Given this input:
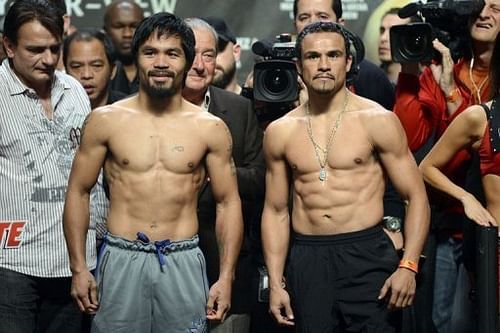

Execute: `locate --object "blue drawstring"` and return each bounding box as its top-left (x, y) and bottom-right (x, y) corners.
top-left (95, 234), bottom-right (108, 280)
top-left (136, 232), bottom-right (171, 267)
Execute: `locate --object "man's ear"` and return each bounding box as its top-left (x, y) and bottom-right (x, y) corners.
top-left (346, 54), bottom-right (353, 73)
top-left (63, 14), bottom-right (71, 37)
top-left (337, 18), bottom-right (346, 26)
top-left (110, 61), bottom-right (119, 80)
top-left (296, 59), bottom-right (302, 76)
top-left (233, 43), bottom-right (241, 62)
top-left (3, 36), bottom-right (15, 59)
top-left (110, 62), bottom-right (118, 80)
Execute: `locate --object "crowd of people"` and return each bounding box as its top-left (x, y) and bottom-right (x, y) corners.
top-left (0, 0), bottom-right (498, 332)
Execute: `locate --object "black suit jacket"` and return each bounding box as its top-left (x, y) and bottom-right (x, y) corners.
top-left (197, 86), bottom-right (265, 314)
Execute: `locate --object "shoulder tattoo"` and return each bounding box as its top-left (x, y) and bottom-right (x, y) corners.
top-left (223, 124), bottom-right (233, 153)
top-left (80, 113), bottom-right (91, 140)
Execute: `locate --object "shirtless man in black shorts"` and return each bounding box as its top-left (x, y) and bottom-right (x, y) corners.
top-left (262, 21), bottom-right (429, 332)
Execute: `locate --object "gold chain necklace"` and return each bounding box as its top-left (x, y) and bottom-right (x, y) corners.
top-left (469, 57), bottom-right (489, 104)
top-left (305, 90), bottom-right (349, 182)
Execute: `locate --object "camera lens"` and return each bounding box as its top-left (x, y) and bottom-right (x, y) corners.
top-left (402, 31), bottom-right (428, 57)
top-left (253, 59), bottom-right (298, 103)
top-left (263, 69), bottom-right (291, 95)
top-left (390, 23), bottom-right (434, 63)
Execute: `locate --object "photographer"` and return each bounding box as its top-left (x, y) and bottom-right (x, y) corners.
top-left (393, 1), bottom-right (500, 332)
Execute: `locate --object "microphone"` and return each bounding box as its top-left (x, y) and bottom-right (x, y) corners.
top-left (398, 2), bottom-right (421, 18)
top-left (252, 39), bottom-right (274, 57)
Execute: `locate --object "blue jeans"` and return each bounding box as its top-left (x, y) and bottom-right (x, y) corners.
top-left (0, 267), bottom-right (86, 333)
top-left (432, 236), bottom-right (475, 333)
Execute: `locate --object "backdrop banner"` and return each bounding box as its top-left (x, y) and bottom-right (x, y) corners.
top-left (1, 0), bottom-right (415, 84)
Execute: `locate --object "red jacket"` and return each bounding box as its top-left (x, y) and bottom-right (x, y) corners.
top-left (394, 59), bottom-right (491, 212)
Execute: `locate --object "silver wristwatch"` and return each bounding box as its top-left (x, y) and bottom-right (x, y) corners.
top-left (382, 216), bottom-right (402, 233)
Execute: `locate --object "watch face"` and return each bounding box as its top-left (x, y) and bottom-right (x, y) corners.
top-left (383, 216), bottom-right (402, 232)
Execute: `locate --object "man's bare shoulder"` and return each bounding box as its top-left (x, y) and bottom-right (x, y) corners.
top-left (264, 106), bottom-right (304, 157)
top-left (348, 93), bottom-right (390, 116)
top-left (93, 95), bottom-right (140, 118)
top-left (266, 105), bottom-right (304, 133)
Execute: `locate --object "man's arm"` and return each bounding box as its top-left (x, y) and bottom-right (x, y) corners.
top-left (372, 111), bottom-right (430, 309)
top-left (204, 118), bottom-right (243, 321)
top-left (261, 121), bottom-right (294, 326)
top-left (420, 106), bottom-right (496, 226)
top-left (63, 109), bottom-right (108, 314)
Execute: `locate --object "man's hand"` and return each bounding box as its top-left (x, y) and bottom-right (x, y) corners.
top-left (378, 268), bottom-right (416, 310)
top-left (430, 39), bottom-right (457, 96)
top-left (269, 287), bottom-right (295, 326)
top-left (206, 278), bottom-right (231, 322)
top-left (70, 270), bottom-right (99, 314)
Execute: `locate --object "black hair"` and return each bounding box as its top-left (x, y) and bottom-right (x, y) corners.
top-left (131, 12), bottom-right (195, 71)
top-left (63, 28), bottom-right (116, 67)
top-left (48, 0), bottom-right (67, 17)
top-left (4, 0), bottom-right (64, 44)
top-left (293, 0), bottom-right (343, 20)
top-left (296, 21), bottom-right (351, 60)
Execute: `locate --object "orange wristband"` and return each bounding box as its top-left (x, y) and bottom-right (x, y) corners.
top-left (445, 88), bottom-right (460, 103)
top-left (399, 259), bottom-right (418, 274)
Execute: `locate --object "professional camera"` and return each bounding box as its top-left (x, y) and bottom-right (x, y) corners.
top-left (252, 33), bottom-right (298, 105)
top-left (249, 33), bottom-right (298, 122)
top-left (250, 29), bottom-right (365, 122)
top-left (390, 0), bottom-right (484, 63)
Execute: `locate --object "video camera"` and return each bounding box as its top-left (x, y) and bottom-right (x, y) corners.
top-left (250, 29), bottom-right (365, 122)
top-left (390, 0), bottom-right (484, 63)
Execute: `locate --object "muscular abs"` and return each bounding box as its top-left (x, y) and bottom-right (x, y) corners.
top-left (286, 112), bottom-right (386, 235)
top-left (103, 109), bottom-right (208, 241)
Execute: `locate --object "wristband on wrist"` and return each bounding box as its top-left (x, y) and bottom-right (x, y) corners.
top-left (445, 87), bottom-right (460, 103)
top-left (399, 259), bottom-right (419, 274)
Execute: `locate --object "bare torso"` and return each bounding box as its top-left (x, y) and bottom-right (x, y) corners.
top-left (99, 97), bottom-right (212, 241)
top-left (281, 95), bottom-right (388, 235)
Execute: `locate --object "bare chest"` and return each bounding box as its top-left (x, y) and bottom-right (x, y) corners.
top-left (285, 120), bottom-right (376, 176)
top-left (108, 121), bottom-right (206, 174)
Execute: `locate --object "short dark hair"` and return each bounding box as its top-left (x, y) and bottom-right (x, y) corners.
top-left (293, 0), bottom-right (343, 20)
top-left (296, 21), bottom-right (351, 60)
top-left (4, 0), bottom-right (64, 45)
top-left (131, 12), bottom-right (195, 71)
top-left (63, 28), bottom-right (116, 68)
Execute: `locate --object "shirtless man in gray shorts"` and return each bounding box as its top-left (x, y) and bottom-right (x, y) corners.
top-left (63, 12), bottom-right (243, 332)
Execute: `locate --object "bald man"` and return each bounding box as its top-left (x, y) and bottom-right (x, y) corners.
top-left (103, 0), bottom-right (144, 95)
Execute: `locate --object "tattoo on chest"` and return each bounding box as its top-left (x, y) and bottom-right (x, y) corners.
top-left (172, 145), bottom-right (184, 152)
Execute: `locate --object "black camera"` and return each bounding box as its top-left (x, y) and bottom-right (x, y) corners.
top-left (250, 29), bottom-right (365, 123)
top-left (252, 33), bottom-right (298, 105)
top-left (390, 0), bottom-right (484, 62)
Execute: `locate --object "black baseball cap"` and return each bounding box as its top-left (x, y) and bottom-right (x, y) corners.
top-left (202, 16), bottom-right (237, 45)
